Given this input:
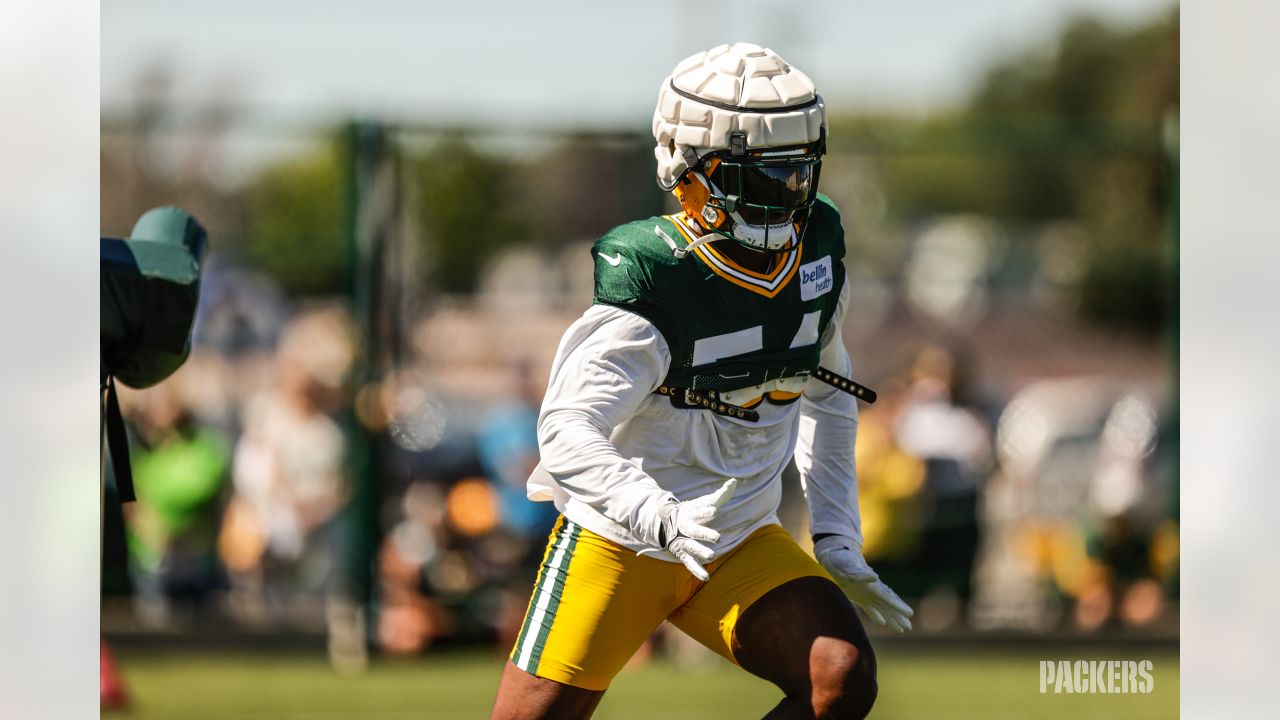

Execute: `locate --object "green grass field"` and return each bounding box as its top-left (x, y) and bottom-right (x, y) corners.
top-left (110, 643), bottom-right (1177, 719)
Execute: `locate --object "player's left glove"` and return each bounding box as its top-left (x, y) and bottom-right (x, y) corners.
top-left (814, 535), bottom-right (914, 634)
top-left (655, 478), bottom-right (738, 581)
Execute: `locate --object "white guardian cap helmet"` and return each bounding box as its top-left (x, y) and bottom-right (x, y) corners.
top-left (653, 43), bottom-right (827, 253)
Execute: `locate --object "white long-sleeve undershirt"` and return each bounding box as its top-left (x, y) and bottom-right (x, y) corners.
top-left (529, 280), bottom-right (862, 559)
top-left (795, 280), bottom-right (863, 545)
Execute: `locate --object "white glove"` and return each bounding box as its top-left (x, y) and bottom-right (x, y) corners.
top-left (654, 478), bottom-right (738, 581)
top-left (814, 535), bottom-right (914, 633)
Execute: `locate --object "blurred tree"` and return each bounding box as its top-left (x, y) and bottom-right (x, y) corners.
top-left (239, 141), bottom-right (348, 295)
top-left (833, 9), bottom-right (1177, 335)
top-left (510, 133), bottom-right (662, 250)
top-left (101, 62), bottom-right (243, 248)
top-left (413, 135), bottom-right (525, 294)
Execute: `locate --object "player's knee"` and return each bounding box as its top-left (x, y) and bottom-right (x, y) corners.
top-left (810, 637), bottom-right (877, 720)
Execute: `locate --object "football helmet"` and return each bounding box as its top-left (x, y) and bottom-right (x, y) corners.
top-left (653, 43), bottom-right (827, 253)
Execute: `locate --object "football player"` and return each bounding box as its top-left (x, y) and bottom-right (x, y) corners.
top-left (490, 43), bottom-right (912, 720)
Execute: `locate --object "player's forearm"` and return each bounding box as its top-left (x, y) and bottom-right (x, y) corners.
top-left (538, 407), bottom-right (676, 545)
top-left (795, 401), bottom-right (862, 542)
top-left (536, 305), bottom-right (677, 546)
top-left (793, 288), bottom-right (865, 540)
top-left (796, 287), bottom-right (863, 542)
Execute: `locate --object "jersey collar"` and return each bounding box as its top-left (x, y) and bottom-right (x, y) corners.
top-left (667, 213), bottom-right (801, 299)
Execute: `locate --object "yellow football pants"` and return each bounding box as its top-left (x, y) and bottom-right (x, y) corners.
top-left (509, 516), bottom-right (830, 691)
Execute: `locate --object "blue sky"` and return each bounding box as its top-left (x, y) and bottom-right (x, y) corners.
top-left (102, 0), bottom-right (1175, 128)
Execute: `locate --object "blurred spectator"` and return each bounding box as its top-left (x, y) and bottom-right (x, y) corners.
top-left (476, 360), bottom-right (557, 547)
top-left (1076, 514), bottom-right (1160, 631)
top-left (124, 377), bottom-right (231, 626)
top-left (855, 345), bottom-right (993, 631)
top-left (850, 400), bottom-right (927, 577)
top-left (893, 346), bottom-right (992, 627)
top-left (974, 377), bottom-right (1171, 632)
top-left (191, 260), bottom-right (290, 358)
top-left (475, 361), bottom-right (559, 647)
top-left (377, 481), bottom-right (453, 655)
top-left (220, 306), bottom-right (359, 641)
top-left (1075, 393), bottom-right (1170, 631)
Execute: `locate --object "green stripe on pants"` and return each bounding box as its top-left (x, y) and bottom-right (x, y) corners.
top-left (525, 522), bottom-right (581, 674)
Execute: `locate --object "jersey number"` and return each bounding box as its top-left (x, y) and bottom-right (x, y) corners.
top-left (690, 312), bottom-right (821, 367)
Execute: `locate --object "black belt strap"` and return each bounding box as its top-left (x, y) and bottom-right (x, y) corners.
top-left (813, 366), bottom-right (877, 403)
top-left (654, 367), bottom-right (877, 420)
top-left (654, 385), bottom-right (761, 422)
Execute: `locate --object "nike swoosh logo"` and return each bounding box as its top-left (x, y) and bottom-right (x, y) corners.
top-left (599, 252), bottom-right (623, 266)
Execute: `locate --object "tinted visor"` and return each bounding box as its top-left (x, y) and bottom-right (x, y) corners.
top-left (710, 160), bottom-right (816, 225)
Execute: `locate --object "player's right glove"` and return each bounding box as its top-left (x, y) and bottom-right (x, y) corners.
top-left (814, 535), bottom-right (914, 634)
top-left (654, 478), bottom-right (737, 581)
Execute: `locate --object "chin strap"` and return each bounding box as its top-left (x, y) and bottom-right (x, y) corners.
top-left (674, 232), bottom-right (717, 259)
top-left (655, 224), bottom-right (717, 260)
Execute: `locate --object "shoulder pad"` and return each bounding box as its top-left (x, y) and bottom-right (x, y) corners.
top-left (807, 194), bottom-right (846, 261)
top-left (592, 217), bottom-right (684, 314)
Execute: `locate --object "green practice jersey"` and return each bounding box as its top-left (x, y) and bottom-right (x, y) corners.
top-left (592, 194), bottom-right (847, 395)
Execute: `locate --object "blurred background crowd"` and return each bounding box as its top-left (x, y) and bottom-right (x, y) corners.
top-left (101, 4), bottom-right (1179, 670)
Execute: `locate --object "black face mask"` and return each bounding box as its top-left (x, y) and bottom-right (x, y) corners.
top-left (708, 159), bottom-right (816, 226)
